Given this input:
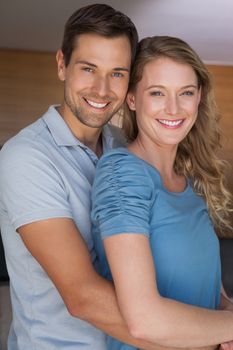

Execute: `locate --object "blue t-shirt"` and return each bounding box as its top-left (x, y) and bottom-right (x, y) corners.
top-left (91, 148), bottom-right (221, 350)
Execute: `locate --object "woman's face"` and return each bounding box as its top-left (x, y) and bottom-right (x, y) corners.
top-left (127, 57), bottom-right (201, 147)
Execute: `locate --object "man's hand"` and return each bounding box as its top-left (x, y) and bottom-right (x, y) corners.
top-left (219, 290), bottom-right (233, 350)
top-left (221, 341), bottom-right (233, 350)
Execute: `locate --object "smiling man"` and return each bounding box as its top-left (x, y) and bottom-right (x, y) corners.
top-left (0, 4), bottom-right (160, 350)
top-left (56, 32), bottom-right (131, 157)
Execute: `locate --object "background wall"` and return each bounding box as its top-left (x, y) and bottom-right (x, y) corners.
top-left (207, 65), bottom-right (233, 218)
top-left (0, 49), bottom-right (233, 230)
top-left (0, 49), bottom-right (63, 145)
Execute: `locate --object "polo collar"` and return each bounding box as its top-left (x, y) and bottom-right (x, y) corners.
top-left (42, 105), bottom-right (114, 149)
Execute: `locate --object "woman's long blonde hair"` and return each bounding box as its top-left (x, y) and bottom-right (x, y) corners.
top-left (123, 36), bottom-right (232, 235)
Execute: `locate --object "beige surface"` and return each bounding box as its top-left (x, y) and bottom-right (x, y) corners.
top-left (0, 49), bottom-right (63, 145)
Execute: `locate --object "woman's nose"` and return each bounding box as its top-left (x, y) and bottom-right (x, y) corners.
top-left (165, 95), bottom-right (180, 115)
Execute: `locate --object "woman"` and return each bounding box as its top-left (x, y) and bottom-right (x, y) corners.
top-left (91, 36), bottom-right (233, 350)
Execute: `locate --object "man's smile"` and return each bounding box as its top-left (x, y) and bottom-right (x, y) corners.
top-left (84, 98), bottom-right (109, 109)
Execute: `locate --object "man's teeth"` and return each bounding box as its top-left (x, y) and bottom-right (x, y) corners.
top-left (86, 99), bottom-right (108, 108)
top-left (158, 119), bottom-right (183, 126)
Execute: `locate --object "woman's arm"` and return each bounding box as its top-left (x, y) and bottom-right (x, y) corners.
top-left (104, 233), bottom-right (233, 348)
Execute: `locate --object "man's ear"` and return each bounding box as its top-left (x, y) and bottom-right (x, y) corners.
top-left (56, 50), bottom-right (66, 82)
top-left (127, 92), bottom-right (136, 111)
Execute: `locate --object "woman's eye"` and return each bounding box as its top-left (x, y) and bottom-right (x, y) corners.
top-left (182, 90), bottom-right (194, 96)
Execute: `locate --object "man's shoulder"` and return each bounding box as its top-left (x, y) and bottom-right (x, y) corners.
top-left (0, 106), bottom-right (59, 159)
top-left (0, 115), bottom-right (55, 173)
top-left (1, 106), bottom-right (58, 153)
top-left (1, 119), bottom-right (44, 157)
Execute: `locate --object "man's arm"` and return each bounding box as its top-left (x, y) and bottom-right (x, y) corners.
top-left (18, 218), bottom-right (220, 350)
top-left (18, 217), bottom-right (159, 350)
top-left (220, 287), bottom-right (233, 312)
top-left (0, 143), bottom-right (166, 349)
top-left (220, 288), bottom-right (233, 350)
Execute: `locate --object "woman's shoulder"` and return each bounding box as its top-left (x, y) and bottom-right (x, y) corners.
top-left (97, 147), bottom-right (137, 171)
top-left (99, 146), bottom-right (133, 161)
top-left (97, 147), bottom-right (149, 174)
top-left (93, 147), bottom-right (157, 207)
top-left (96, 147), bottom-right (162, 188)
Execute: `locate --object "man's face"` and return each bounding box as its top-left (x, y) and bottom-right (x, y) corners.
top-left (57, 33), bottom-right (131, 128)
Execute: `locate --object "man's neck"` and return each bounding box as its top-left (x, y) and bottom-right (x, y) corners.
top-left (86, 136), bottom-right (103, 158)
top-left (57, 105), bottom-right (103, 156)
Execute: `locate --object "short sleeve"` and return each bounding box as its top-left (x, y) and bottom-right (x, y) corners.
top-left (0, 141), bottom-right (72, 230)
top-left (91, 151), bottom-right (154, 239)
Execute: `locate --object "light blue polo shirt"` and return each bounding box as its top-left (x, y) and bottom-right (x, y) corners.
top-left (0, 106), bottom-right (126, 350)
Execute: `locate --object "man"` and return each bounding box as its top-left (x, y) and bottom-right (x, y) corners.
top-left (0, 4), bottom-right (158, 350)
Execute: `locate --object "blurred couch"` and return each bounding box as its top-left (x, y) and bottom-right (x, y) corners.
top-left (0, 234), bottom-right (8, 281)
top-left (220, 238), bottom-right (233, 298)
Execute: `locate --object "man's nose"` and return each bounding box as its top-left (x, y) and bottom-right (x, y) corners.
top-left (92, 75), bottom-right (110, 98)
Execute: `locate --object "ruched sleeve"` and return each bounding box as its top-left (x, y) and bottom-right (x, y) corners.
top-left (91, 150), bottom-right (155, 239)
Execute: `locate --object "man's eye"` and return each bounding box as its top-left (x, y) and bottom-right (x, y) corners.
top-left (82, 67), bottom-right (94, 73)
top-left (150, 91), bottom-right (163, 96)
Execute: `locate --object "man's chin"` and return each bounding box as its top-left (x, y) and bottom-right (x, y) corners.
top-left (76, 113), bottom-right (116, 128)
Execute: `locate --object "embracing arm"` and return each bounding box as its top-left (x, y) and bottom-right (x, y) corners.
top-left (103, 233), bottom-right (233, 348)
top-left (18, 218), bottom-right (163, 350)
top-left (220, 286), bottom-right (233, 312)
top-left (219, 288), bottom-right (233, 350)
top-left (0, 144), bottom-right (158, 349)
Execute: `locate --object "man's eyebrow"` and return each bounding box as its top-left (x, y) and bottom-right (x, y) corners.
top-left (75, 60), bottom-right (97, 68)
top-left (113, 67), bottom-right (130, 72)
top-left (76, 60), bottom-right (129, 72)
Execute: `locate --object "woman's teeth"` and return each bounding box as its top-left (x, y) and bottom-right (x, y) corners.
top-left (158, 119), bottom-right (183, 126)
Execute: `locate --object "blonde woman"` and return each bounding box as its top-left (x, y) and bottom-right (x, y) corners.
top-left (92, 36), bottom-right (233, 350)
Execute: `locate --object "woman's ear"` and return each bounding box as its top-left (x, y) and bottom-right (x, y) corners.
top-left (56, 50), bottom-right (66, 82)
top-left (127, 92), bottom-right (136, 111)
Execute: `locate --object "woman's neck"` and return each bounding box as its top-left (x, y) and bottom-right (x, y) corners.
top-left (128, 136), bottom-right (186, 192)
